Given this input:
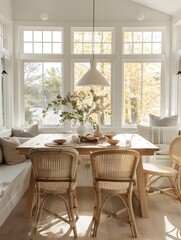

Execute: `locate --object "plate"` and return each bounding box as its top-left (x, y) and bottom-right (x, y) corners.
top-left (44, 142), bottom-right (58, 147)
top-left (52, 139), bottom-right (66, 145)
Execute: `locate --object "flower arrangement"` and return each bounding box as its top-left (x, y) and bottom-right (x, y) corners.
top-left (43, 89), bottom-right (111, 129)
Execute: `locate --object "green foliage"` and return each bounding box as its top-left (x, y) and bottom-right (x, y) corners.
top-left (43, 89), bottom-right (111, 128)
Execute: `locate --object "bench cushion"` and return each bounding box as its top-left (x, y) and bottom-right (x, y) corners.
top-left (0, 161), bottom-right (31, 226)
top-left (137, 124), bottom-right (179, 144)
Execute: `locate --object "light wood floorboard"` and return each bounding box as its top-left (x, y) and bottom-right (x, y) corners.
top-left (0, 187), bottom-right (181, 240)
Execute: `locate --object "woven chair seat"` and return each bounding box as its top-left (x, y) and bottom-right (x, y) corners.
top-left (143, 163), bottom-right (177, 176)
top-left (98, 181), bottom-right (129, 192)
top-left (40, 181), bottom-right (76, 193)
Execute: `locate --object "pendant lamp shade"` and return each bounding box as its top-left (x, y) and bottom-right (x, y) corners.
top-left (77, 59), bottom-right (109, 86)
top-left (76, 0), bottom-right (109, 87)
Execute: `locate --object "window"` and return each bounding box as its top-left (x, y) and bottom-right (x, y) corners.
top-left (23, 30), bottom-right (62, 54)
top-left (24, 62), bottom-right (62, 125)
top-left (123, 28), bottom-right (164, 125)
top-left (21, 27), bottom-right (63, 125)
top-left (72, 29), bottom-right (113, 54)
top-left (72, 28), bottom-right (114, 126)
top-left (18, 25), bottom-right (166, 129)
top-left (124, 62), bottom-right (161, 125)
top-left (123, 31), bottom-right (162, 54)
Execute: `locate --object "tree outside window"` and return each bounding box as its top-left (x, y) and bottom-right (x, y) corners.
top-left (24, 62), bottom-right (62, 125)
top-left (124, 62), bottom-right (161, 125)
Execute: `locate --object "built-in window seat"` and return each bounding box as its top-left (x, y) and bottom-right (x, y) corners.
top-left (0, 127), bottom-right (36, 227)
top-left (0, 161), bottom-right (31, 226)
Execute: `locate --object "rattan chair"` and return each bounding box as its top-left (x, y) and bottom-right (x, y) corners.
top-left (143, 135), bottom-right (181, 202)
top-left (90, 149), bottom-right (140, 238)
top-left (29, 147), bottom-right (79, 239)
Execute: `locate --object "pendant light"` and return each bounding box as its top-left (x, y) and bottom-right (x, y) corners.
top-left (177, 56), bottom-right (181, 75)
top-left (1, 54), bottom-right (8, 75)
top-left (77, 0), bottom-right (109, 87)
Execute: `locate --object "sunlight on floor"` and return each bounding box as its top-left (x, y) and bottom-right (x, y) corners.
top-left (76, 214), bottom-right (93, 236)
top-left (37, 214), bottom-right (93, 239)
top-left (164, 216), bottom-right (181, 240)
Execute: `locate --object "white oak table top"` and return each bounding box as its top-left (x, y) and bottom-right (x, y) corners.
top-left (17, 133), bottom-right (158, 156)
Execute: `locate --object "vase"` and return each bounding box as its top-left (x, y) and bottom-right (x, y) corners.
top-left (77, 122), bottom-right (88, 136)
top-left (93, 124), bottom-right (103, 137)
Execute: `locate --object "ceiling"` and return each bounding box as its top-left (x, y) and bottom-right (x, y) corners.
top-left (130, 0), bottom-right (181, 16)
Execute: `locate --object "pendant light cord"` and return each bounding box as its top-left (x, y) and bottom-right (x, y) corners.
top-left (92, 0), bottom-right (95, 60)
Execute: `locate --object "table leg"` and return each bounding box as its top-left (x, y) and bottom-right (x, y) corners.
top-left (136, 158), bottom-right (149, 218)
top-left (24, 169), bottom-right (35, 218)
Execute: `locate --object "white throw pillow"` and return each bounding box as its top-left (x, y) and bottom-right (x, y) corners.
top-left (0, 137), bottom-right (25, 165)
top-left (149, 114), bottom-right (178, 126)
top-left (12, 124), bottom-right (38, 137)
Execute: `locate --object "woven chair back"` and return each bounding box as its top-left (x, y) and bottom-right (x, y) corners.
top-left (91, 149), bottom-right (140, 182)
top-left (30, 147), bottom-right (79, 182)
top-left (169, 136), bottom-right (181, 166)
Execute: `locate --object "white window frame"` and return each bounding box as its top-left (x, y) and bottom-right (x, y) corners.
top-left (71, 27), bottom-right (115, 55)
top-left (122, 27), bottom-right (166, 56)
top-left (19, 27), bottom-right (64, 126)
top-left (122, 27), bottom-right (167, 127)
top-left (71, 27), bottom-right (115, 128)
top-left (20, 26), bottom-right (64, 58)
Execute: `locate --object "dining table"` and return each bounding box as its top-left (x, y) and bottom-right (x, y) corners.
top-left (17, 133), bottom-right (159, 219)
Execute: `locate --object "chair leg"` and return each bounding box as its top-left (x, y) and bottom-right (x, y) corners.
top-left (30, 193), bottom-right (50, 239)
top-left (127, 192), bottom-right (139, 238)
top-left (170, 177), bottom-right (181, 203)
top-left (72, 189), bottom-right (79, 219)
top-left (92, 189), bottom-right (101, 238)
top-left (69, 191), bottom-right (78, 238)
top-left (30, 193), bottom-right (42, 239)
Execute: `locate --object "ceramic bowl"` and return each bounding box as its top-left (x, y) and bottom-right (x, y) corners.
top-left (105, 132), bottom-right (116, 139)
top-left (107, 139), bottom-right (119, 145)
top-left (53, 139), bottom-right (66, 145)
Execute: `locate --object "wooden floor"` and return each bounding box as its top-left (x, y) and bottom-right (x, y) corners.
top-left (0, 187), bottom-right (181, 240)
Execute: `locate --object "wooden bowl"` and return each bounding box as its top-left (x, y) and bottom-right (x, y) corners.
top-left (53, 139), bottom-right (66, 145)
top-left (107, 139), bottom-right (119, 145)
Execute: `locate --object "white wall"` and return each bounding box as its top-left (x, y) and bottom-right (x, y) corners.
top-left (12, 0), bottom-right (170, 22)
top-left (0, 0), bottom-right (12, 21)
